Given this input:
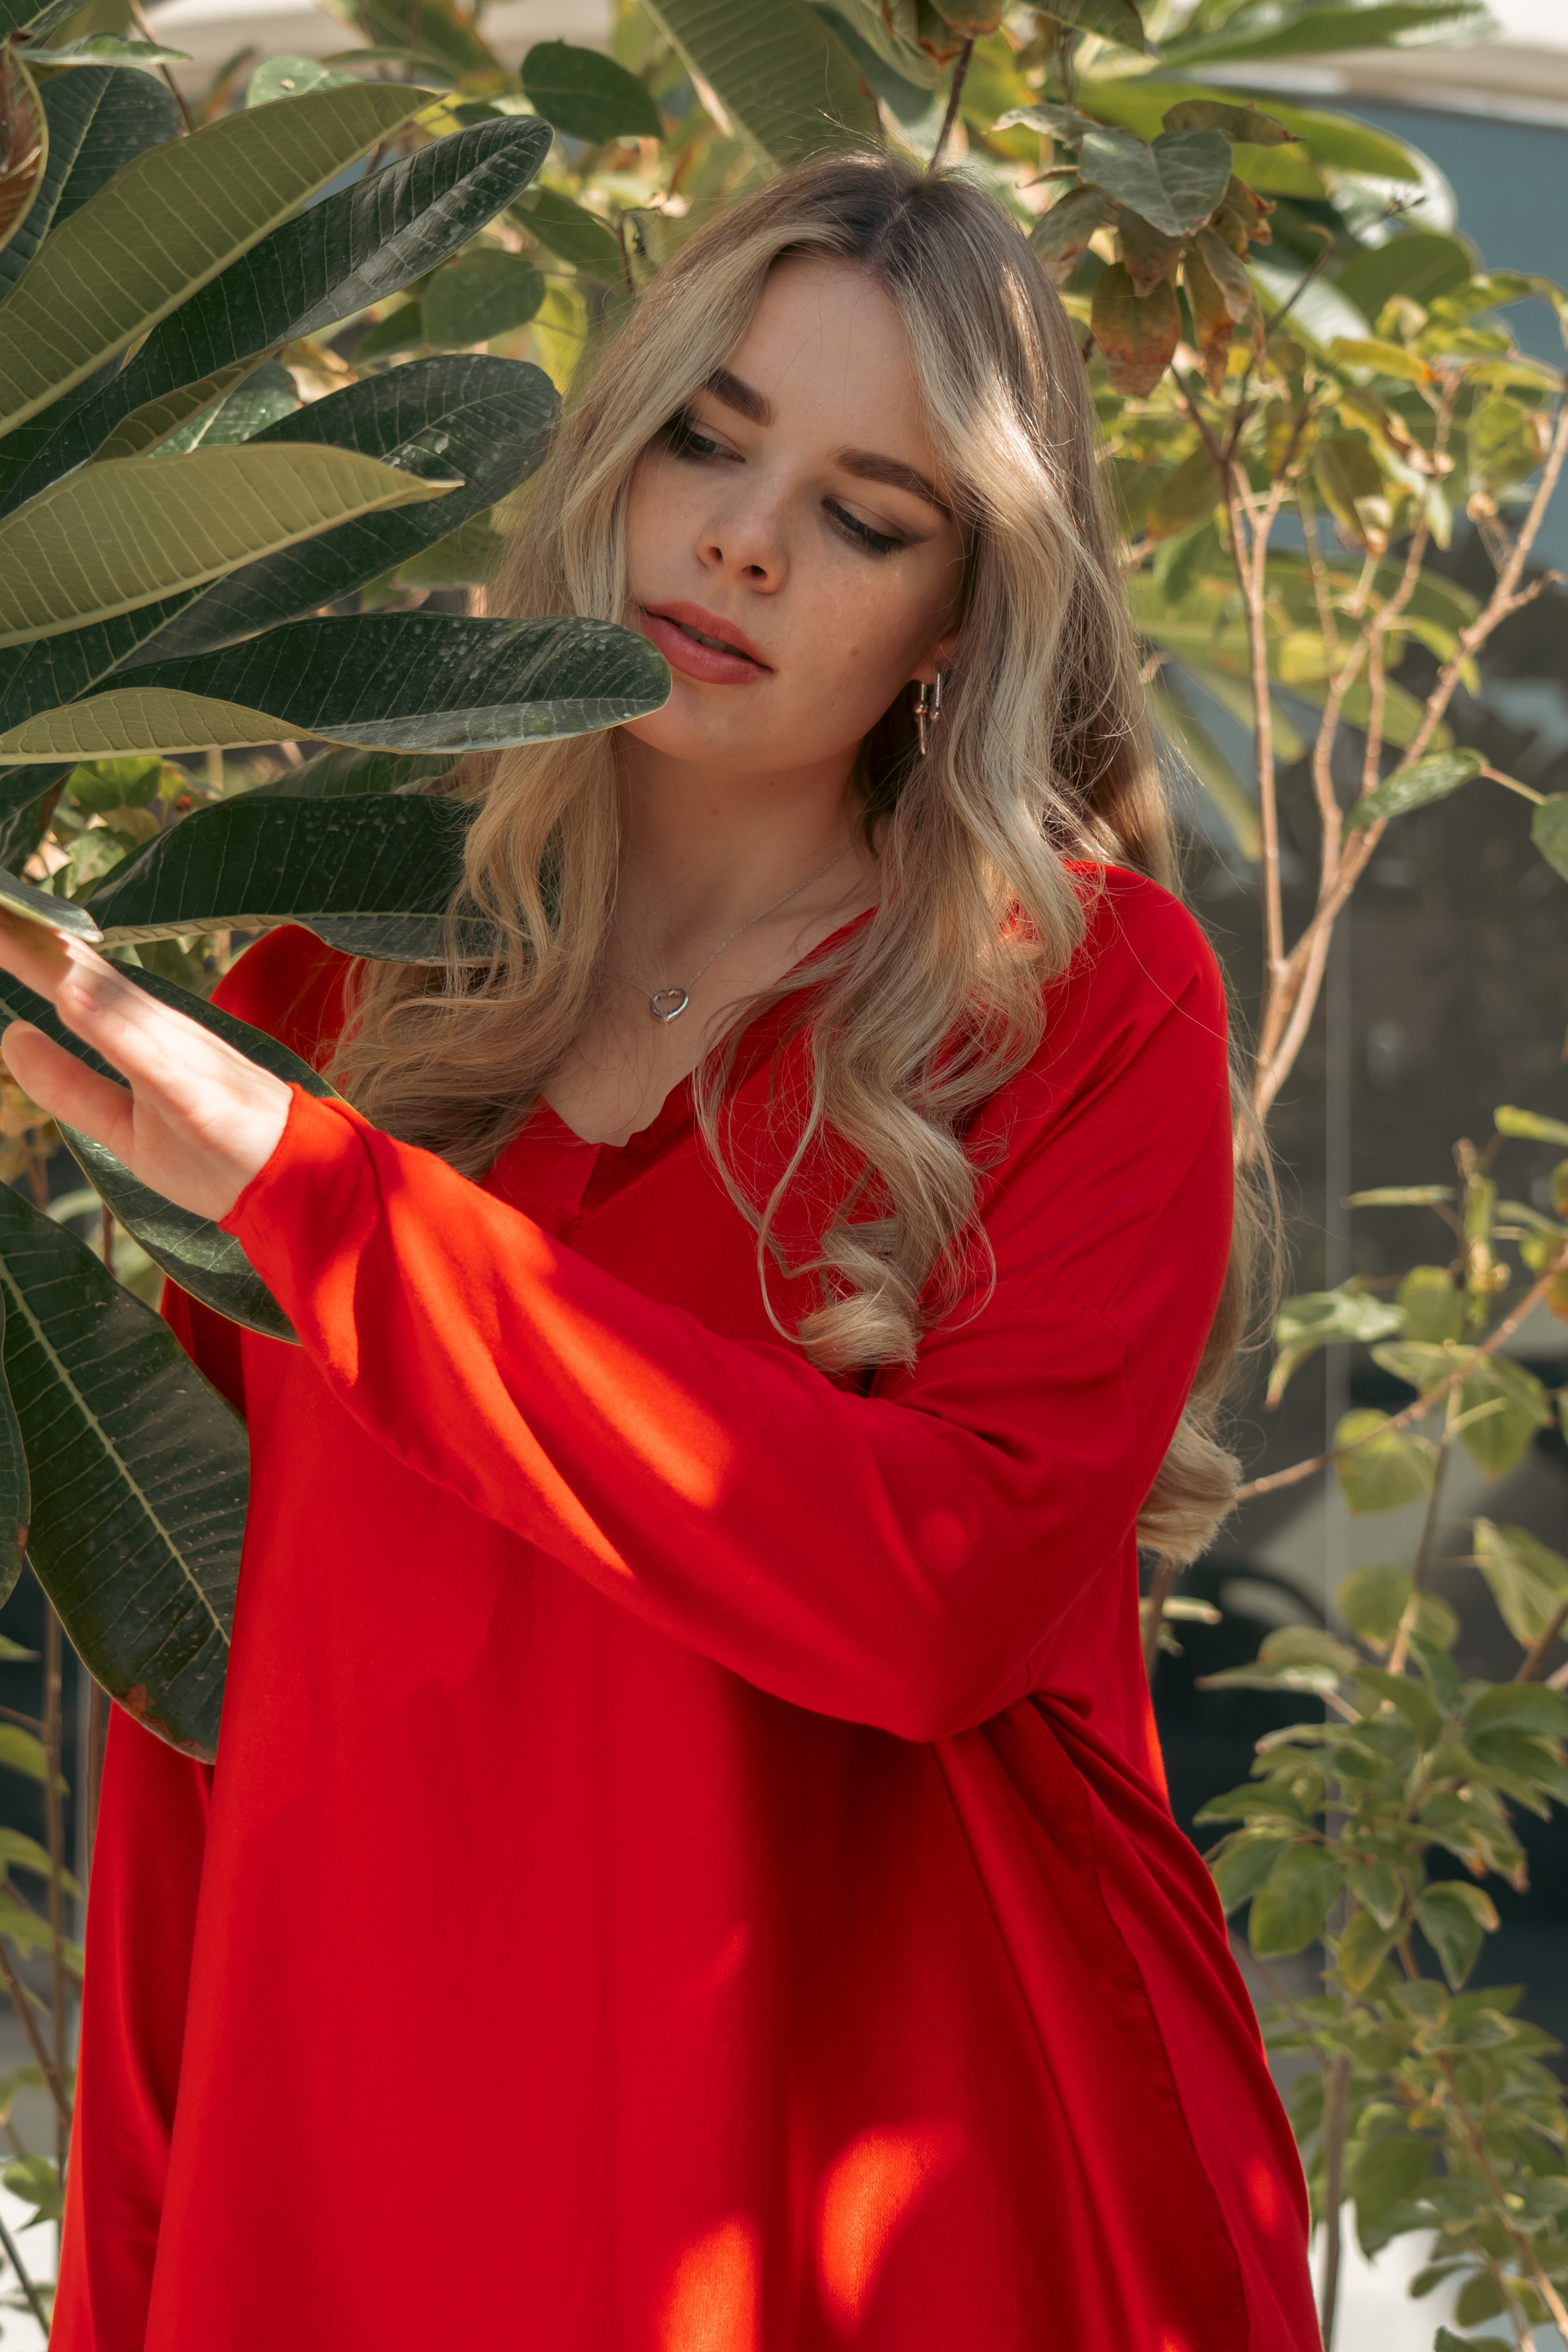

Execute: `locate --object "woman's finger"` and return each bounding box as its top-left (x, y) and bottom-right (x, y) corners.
top-left (0, 1023), bottom-right (136, 1160)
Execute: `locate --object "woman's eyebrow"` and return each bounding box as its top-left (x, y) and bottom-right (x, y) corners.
top-left (834, 449), bottom-right (951, 516)
top-left (705, 367), bottom-right (774, 425)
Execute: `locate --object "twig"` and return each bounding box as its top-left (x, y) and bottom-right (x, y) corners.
top-left (1236, 1242), bottom-right (1568, 1502)
top-left (1517, 1591), bottom-right (1568, 1682)
top-left (0, 2203), bottom-right (49, 2334)
top-left (0, 1940), bottom-right (68, 2131)
top-left (928, 38), bottom-right (975, 174)
top-left (1318, 2051), bottom-right (1351, 2349)
top-left (128, 0), bottom-right (194, 133)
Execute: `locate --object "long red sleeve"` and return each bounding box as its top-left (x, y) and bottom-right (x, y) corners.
top-left (219, 880), bottom-right (1230, 1742)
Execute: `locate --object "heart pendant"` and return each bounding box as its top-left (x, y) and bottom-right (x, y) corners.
top-left (650, 987), bottom-right (690, 1022)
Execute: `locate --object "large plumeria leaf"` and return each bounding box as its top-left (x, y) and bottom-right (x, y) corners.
top-left (2, 115), bottom-right (554, 514)
top-left (1079, 124), bottom-right (1232, 239)
top-left (520, 40), bottom-right (661, 143)
top-left (0, 960), bottom-right (329, 1338)
top-left (0, 860), bottom-right (98, 938)
top-left (0, 1301), bottom-right (27, 1605)
top-left (0, 0), bottom-right (81, 41)
top-left (514, 183), bottom-right (625, 280)
top-left (0, 443), bottom-right (459, 648)
top-left (1030, 0), bottom-right (1147, 48)
top-left (0, 48), bottom-right (46, 260)
top-left (0, 1180), bottom-right (247, 1759)
top-left (130, 358), bottom-right (554, 661)
top-left (246, 744), bottom-right (451, 799)
top-left (0, 82), bottom-right (429, 437)
top-left (1159, 2), bottom-right (1491, 73)
top-left (424, 250), bottom-right (543, 347)
top-left (642, 0), bottom-right (878, 170)
top-left (87, 789), bottom-right (472, 961)
top-left (0, 758), bottom-right (65, 869)
top-left (0, 613), bottom-right (670, 761)
top-left (89, 360), bottom-right (270, 463)
top-left (0, 65), bottom-right (178, 297)
top-left (335, 0), bottom-right (503, 85)
top-left (1076, 79), bottom-right (1423, 189)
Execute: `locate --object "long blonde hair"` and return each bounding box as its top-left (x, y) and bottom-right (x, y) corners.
top-left (333, 151), bottom-right (1262, 1564)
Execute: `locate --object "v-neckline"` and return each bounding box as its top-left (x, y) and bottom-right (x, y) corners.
top-left (535, 908), bottom-right (875, 1156)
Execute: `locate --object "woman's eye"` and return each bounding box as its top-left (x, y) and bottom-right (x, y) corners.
top-left (664, 411), bottom-right (726, 462)
top-left (828, 502), bottom-right (907, 559)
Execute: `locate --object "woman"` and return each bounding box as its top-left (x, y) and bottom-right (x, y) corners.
top-left (16, 154), bottom-right (1319, 2348)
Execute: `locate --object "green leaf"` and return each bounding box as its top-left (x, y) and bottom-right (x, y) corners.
top-left (0, 1181), bottom-right (245, 1758)
top-left (1530, 793), bottom-right (1568, 881)
top-left (343, 0), bottom-right (501, 83)
top-left (0, 1723), bottom-right (45, 1784)
top-left (1396, 1265), bottom-right (1467, 1344)
top-left (0, 1300), bottom-right (25, 1607)
top-left (1457, 1359), bottom-right (1550, 1480)
top-left (3, 2151), bottom-right (62, 2222)
top-left (1029, 186), bottom-right (1106, 289)
top-left (1415, 1882), bottom-right (1497, 1990)
top-left (1495, 1103), bottom-right (1568, 1146)
top-left (1336, 1564), bottom-right (1456, 1653)
top-left (1344, 748), bottom-right (1485, 833)
top-left (1209, 1832), bottom-right (1289, 1913)
top-left (1337, 1905), bottom-right (1398, 1993)
top-left (1277, 1288), bottom-right (1405, 1350)
top-left (520, 39), bottom-right (661, 143)
top-left (424, 249), bottom-right (544, 347)
top-left (247, 744), bottom-right (450, 800)
top-left (89, 360), bottom-right (281, 465)
top-left (1312, 433), bottom-right (1388, 550)
top-left (1079, 124), bottom-right (1231, 239)
top-left (245, 54), bottom-right (359, 107)
top-left (1349, 2130), bottom-right (1431, 2236)
top-left (2, 116), bottom-right (554, 517)
top-left (87, 790), bottom-right (471, 962)
top-left (1145, 677), bottom-right (1259, 859)
top-left (0, 1826), bottom-right (74, 1891)
top-left (1371, 1339), bottom-right (1470, 1395)
top-left (0, 82), bottom-right (429, 436)
top-left (1161, 99), bottom-right (1294, 147)
top-left (1472, 1520), bottom-right (1568, 1649)
top-left (1465, 1681), bottom-right (1568, 1739)
top-left (1355, 1666), bottom-right (1445, 1748)
top-left (1258, 1626), bottom-right (1362, 1677)
top-left (641, 0), bottom-right (880, 170)
top-left (1077, 78), bottom-right (1423, 188)
top-left (394, 514), bottom-right (506, 592)
top-left (1248, 1843), bottom-right (1342, 1957)
top-left (136, 356), bottom-right (555, 662)
top-left (354, 299), bottom-right (425, 363)
top-left (515, 184), bottom-right (622, 279)
top-left (3, 611), bottom-right (668, 764)
top-left (40, 33), bottom-right (190, 64)
top-left (1032, 0), bottom-right (1146, 50)
top-left (0, 443), bottom-right (457, 650)
top-left (1335, 1410), bottom-right (1437, 1515)
top-left (0, 859), bottom-right (100, 940)
top-left (1162, 4), bottom-right (1491, 74)
top-left (1335, 229), bottom-right (1478, 325)
top-left (0, 65), bottom-right (176, 299)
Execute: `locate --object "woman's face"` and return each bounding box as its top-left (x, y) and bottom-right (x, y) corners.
top-left (621, 256), bottom-right (966, 780)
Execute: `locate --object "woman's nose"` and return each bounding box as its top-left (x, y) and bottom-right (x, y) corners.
top-left (698, 490), bottom-right (788, 587)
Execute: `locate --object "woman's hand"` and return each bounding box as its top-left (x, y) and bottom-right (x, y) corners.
top-left (0, 913), bottom-right (292, 1222)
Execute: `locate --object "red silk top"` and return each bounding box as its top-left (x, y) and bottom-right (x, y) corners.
top-left (54, 868), bottom-right (1318, 2351)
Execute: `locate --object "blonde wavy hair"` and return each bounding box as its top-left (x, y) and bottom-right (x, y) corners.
top-left (333, 150), bottom-right (1266, 1565)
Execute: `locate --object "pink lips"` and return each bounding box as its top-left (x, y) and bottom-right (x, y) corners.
top-left (639, 602), bottom-right (772, 686)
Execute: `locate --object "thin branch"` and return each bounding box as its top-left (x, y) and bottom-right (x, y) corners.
top-left (1517, 1591), bottom-right (1568, 1682)
top-left (1236, 1243), bottom-right (1568, 1503)
top-left (928, 38), bottom-right (975, 174)
top-left (0, 1939), bottom-right (69, 2131)
top-left (1318, 2051), bottom-right (1351, 2350)
top-left (0, 2203), bottom-right (49, 2335)
top-left (128, 0), bottom-right (195, 134)
top-left (1436, 2050), bottom-right (1568, 2338)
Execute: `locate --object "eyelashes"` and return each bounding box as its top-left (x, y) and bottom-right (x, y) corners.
top-left (659, 410), bottom-right (911, 560)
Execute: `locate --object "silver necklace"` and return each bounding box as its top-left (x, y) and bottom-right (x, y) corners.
top-left (622, 844), bottom-right (851, 1023)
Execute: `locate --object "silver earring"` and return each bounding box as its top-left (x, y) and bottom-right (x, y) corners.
top-left (914, 669), bottom-right (945, 757)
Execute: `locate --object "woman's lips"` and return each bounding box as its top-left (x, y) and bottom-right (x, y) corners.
top-left (639, 604), bottom-right (772, 686)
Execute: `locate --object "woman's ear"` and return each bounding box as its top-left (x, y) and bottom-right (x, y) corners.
top-left (909, 631), bottom-right (962, 687)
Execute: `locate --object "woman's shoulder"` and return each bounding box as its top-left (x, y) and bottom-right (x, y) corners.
top-left (210, 925), bottom-right (356, 1074)
top-left (1058, 860), bottom-right (1227, 1032)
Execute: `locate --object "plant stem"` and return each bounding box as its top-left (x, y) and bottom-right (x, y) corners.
top-left (128, 0), bottom-right (195, 133)
top-left (0, 2202), bottom-right (49, 2334)
top-left (1387, 1391), bottom-right (1455, 1675)
top-left (0, 1939), bottom-right (68, 2132)
top-left (1237, 1243), bottom-right (1568, 1502)
top-left (1141, 1555), bottom-right (1180, 1679)
top-left (1517, 1592), bottom-right (1568, 1681)
top-left (1318, 2051), bottom-right (1351, 2349)
top-left (40, 1602), bottom-right (65, 2178)
top-left (928, 37), bottom-right (975, 173)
